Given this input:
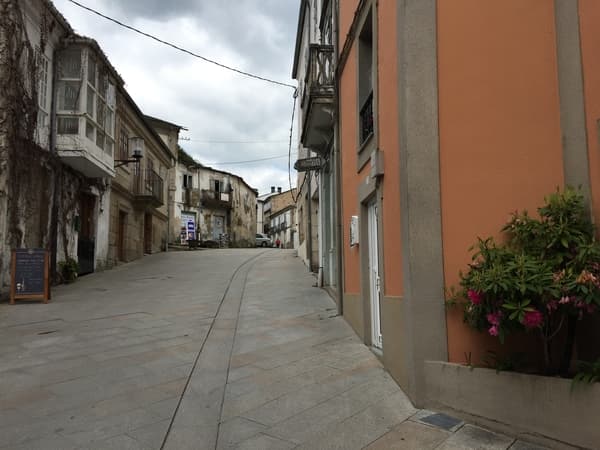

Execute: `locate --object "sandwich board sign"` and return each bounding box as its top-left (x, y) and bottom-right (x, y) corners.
top-left (10, 249), bottom-right (50, 304)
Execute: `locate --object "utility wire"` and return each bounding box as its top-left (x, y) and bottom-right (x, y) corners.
top-left (65, 0), bottom-right (297, 89)
top-left (209, 153), bottom-right (297, 166)
top-left (179, 138), bottom-right (291, 144)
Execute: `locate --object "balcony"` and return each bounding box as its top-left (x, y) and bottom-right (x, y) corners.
top-left (133, 169), bottom-right (164, 209)
top-left (56, 117), bottom-right (115, 178)
top-left (201, 189), bottom-right (232, 209)
top-left (183, 188), bottom-right (201, 208)
top-left (300, 44), bottom-right (335, 155)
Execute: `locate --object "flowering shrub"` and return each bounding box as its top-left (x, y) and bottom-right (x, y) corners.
top-left (453, 188), bottom-right (600, 375)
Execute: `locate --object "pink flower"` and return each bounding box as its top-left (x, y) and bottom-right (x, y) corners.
top-left (559, 296), bottom-right (571, 304)
top-left (467, 289), bottom-right (483, 305)
top-left (488, 325), bottom-right (499, 336)
top-left (522, 310), bottom-right (543, 329)
top-left (486, 311), bottom-right (502, 326)
top-left (546, 300), bottom-right (559, 313)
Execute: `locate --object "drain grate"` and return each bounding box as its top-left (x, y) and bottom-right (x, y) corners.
top-left (419, 412), bottom-right (463, 431)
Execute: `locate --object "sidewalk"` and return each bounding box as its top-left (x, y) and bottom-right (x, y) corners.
top-left (0, 249), bottom-right (569, 449)
top-left (211, 251), bottom-right (558, 450)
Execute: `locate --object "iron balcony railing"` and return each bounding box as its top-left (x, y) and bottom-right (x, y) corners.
top-left (133, 168), bottom-right (164, 205)
top-left (360, 91), bottom-right (374, 145)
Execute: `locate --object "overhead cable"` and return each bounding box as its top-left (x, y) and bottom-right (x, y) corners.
top-left (65, 0), bottom-right (297, 89)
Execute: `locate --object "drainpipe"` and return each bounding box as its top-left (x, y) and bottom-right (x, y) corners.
top-left (333, 0), bottom-right (343, 315)
top-left (49, 44), bottom-right (62, 283)
top-left (165, 160), bottom-right (172, 252)
top-left (317, 170), bottom-right (324, 286)
top-left (306, 170), bottom-right (313, 272)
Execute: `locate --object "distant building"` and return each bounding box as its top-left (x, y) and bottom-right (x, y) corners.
top-left (259, 187), bottom-right (297, 249)
top-left (172, 149), bottom-right (257, 247)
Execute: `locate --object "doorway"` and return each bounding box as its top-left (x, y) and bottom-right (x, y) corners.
top-left (144, 213), bottom-right (152, 254)
top-left (77, 193), bottom-right (96, 275)
top-left (368, 201), bottom-right (382, 349)
top-left (213, 215), bottom-right (224, 240)
top-left (117, 211), bottom-right (127, 261)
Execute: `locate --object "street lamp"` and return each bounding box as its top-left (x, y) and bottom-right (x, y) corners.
top-left (115, 137), bottom-right (144, 168)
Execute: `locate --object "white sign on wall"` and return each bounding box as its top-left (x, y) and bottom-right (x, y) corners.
top-left (350, 215), bottom-right (359, 247)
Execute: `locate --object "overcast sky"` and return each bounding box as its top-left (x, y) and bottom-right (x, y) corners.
top-left (52, 0), bottom-right (300, 195)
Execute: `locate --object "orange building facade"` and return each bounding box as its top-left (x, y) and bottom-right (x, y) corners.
top-left (336, 0), bottom-right (600, 406)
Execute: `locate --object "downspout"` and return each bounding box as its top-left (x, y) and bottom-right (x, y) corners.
top-left (306, 169), bottom-right (313, 271)
top-left (49, 43), bottom-right (62, 283)
top-left (333, 0), bottom-right (343, 315)
top-left (317, 170), bottom-right (324, 286)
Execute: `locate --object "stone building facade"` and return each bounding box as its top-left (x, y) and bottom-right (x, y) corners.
top-left (107, 91), bottom-right (177, 265)
top-left (172, 149), bottom-right (257, 247)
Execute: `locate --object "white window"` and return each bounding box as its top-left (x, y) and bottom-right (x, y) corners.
top-left (84, 52), bottom-right (115, 154)
top-left (37, 50), bottom-right (49, 111)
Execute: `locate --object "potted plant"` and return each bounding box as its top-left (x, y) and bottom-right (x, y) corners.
top-left (451, 188), bottom-right (600, 376)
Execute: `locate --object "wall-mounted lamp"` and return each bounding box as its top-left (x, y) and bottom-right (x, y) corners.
top-left (115, 137), bottom-right (144, 168)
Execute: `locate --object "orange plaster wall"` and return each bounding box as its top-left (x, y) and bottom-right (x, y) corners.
top-left (579, 0), bottom-right (600, 229)
top-left (437, 0), bottom-right (565, 364)
top-left (340, 48), bottom-right (361, 295)
top-left (377, 0), bottom-right (402, 297)
top-left (339, 0), bottom-right (360, 50)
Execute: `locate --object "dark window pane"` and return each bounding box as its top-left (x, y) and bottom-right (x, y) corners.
top-left (57, 117), bottom-right (79, 135)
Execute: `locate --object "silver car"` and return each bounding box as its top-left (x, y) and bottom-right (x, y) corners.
top-left (255, 233), bottom-right (272, 247)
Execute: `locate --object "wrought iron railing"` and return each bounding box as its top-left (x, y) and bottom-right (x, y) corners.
top-left (360, 91), bottom-right (374, 144)
top-left (133, 169), bottom-right (164, 205)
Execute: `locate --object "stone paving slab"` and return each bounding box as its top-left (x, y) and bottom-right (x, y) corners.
top-left (0, 250), bottom-right (563, 449)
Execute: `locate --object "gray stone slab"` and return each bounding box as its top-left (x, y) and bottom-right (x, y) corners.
top-left (510, 441), bottom-right (551, 450)
top-left (80, 434), bottom-right (147, 450)
top-left (295, 391), bottom-right (416, 449)
top-left (126, 419), bottom-right (170, 450)
top-left (365, 420), bottom-right (451, 449)
top-left (266, 374), bottom-right (401, 444)
top-left (221, 365), bottom-right (340, 421)
top-left (58, 407), bottom-right (164, 446)
top-left (5, 433), bottom-right (79, 450)
top-left (216, 416), bottom-right (269, 449)
top-left (235, 433), bottom-right (295, 450)
top-left (437, 424), bottom-right (515, 450)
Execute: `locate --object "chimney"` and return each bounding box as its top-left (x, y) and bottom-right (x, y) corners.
top-left (271, 186), bottom-right (276, 193)
top-left (277, 187), bottom-right (282, 194)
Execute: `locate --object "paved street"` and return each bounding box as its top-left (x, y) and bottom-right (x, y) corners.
top-left (0, 250), bottom-right (556, 449)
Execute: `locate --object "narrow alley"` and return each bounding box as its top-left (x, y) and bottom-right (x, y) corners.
top-left (0, 250), bottom-right (559, 449)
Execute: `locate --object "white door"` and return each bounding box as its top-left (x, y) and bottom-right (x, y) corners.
top-left (368, 202), bottom-right (382, 349)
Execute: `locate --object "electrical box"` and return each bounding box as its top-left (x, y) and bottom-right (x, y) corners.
top-left (350, 215), bottom-right (359, 247)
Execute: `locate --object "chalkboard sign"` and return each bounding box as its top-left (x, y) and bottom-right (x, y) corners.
top-left (10, 249), bottom-right (50, 304)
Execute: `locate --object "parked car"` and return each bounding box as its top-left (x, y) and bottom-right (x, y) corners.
top-left (255, 233), bottom-right (272, 247)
